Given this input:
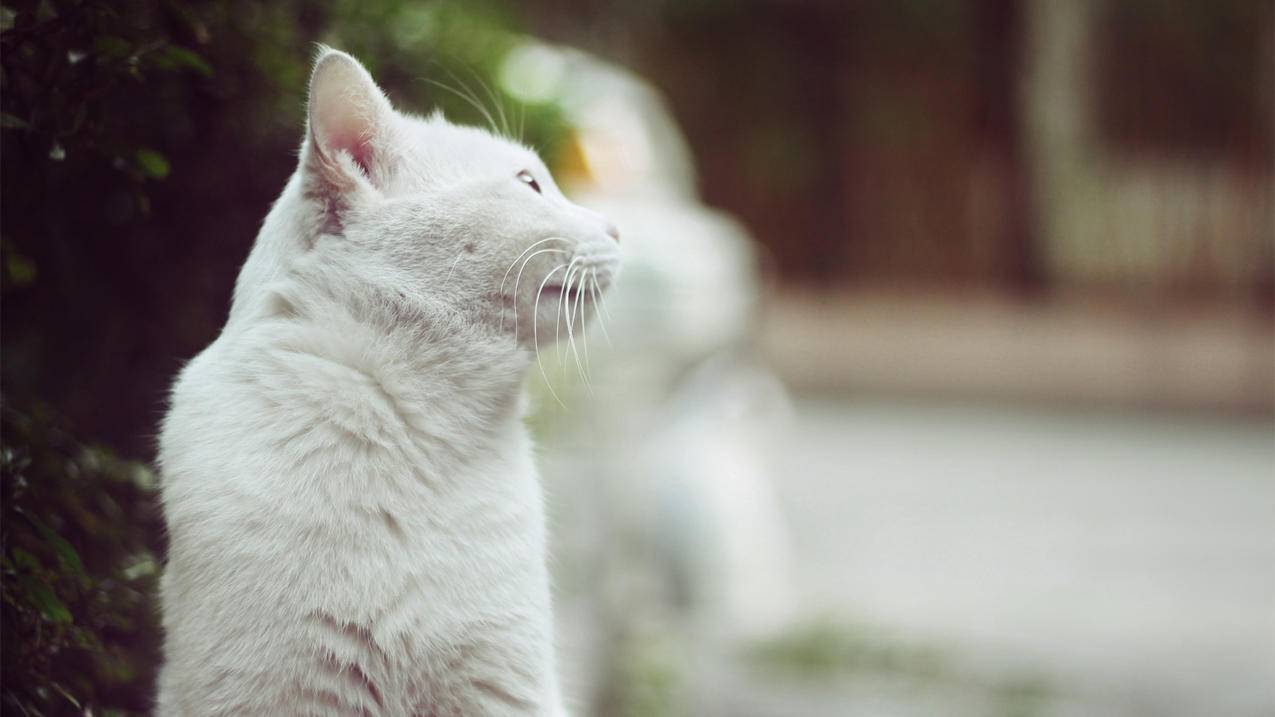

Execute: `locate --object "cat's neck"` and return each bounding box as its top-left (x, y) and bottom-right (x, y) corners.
top-left (251, 262), bottom-right (531, 463)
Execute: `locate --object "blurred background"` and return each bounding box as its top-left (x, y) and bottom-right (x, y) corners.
top-left (1, 1), bottom-right (1272, 715)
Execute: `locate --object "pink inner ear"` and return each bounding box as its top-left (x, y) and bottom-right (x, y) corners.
top-left (318, 111), bottom-right (375, 177)
top-left (349, 142), bottom-right (372, 177)
top-left (330, 126), bottom-right (373, 177)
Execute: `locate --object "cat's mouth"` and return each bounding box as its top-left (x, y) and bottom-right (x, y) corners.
top-left (542, 284), bottom-right (588, 304)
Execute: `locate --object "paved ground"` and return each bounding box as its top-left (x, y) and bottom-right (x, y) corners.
top-left (759, 396), bottom-right (1275, 717)
top-left (549, 292), bottom-right (1273, 716)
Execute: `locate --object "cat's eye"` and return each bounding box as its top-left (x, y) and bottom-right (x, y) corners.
top-left (516, 169), bottom-right (541, 194)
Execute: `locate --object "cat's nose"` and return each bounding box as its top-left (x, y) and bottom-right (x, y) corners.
top-left (605, 222), bottom-right (620, 243)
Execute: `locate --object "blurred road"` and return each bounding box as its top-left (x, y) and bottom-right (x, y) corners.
top-left (752, 397), bottom-right (1275, 717)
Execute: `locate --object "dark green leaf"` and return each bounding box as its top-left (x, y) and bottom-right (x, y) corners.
top-left (94, 35), bottom-right (132, 59)
top-left (134, 149), bottom-right (169, 179)
top-left (11, 547), bottom-right (43, 572)
top-left (21, 576), bottom-right (73, 624)
top-left (154, 45), bottom-right (214, 78)
top-left (26, 515), bottom-right (87, 580)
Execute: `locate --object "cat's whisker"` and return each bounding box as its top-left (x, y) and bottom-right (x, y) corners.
top-left (460, 64), bottom-right (510, 139)
top-left (512, 247), bottom-right (566, 334)
top-left (534, 264), bottom-right (569, 408)
top-left (576, 279), bottom-right (589, 392)
top-left (590, 271), bottom-right (615, 322)
top-left (580, 279), bottom-right (600, 393)
top-left (436, 64), bottom-right (503, 136)
top-left (509, 246), bottom-right (569, 333)
top-left (589, 271), bottom-right (616, 350)
top-left (562, 262), bottom-right (592, 395)
top-left (554, 278), bottom-right (563, 365)
top-left (500, 238), bottom-right (570, 296)
top-left (441, 248), bottom-right (467, 291)
top-left (554, 261), bottom-right (572, 371)
top-left (556, 258), bottom-right (583, 378)
top-left (573, 268), bottom-right (594, 394)
top-left (560, 261), bottom-right (579, 380)
top-left (569, 262), bottom-right (595, 393)
top-left (422, 77), bottom-right (500, 135)
top-left (578, 270), bottom-right (590, 366)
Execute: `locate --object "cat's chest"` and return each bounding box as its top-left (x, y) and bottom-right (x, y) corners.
top-left (168, 361), bottom-right (547, 629)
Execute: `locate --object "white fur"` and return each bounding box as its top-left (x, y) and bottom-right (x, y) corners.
top-left (157, 48), bottom-right (618, 716)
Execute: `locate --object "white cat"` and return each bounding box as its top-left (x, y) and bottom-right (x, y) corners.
top-left (156, 48), bottom-right (619, 716)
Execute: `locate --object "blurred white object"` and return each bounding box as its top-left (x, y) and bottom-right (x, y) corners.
top-left (640, 355), bottom-right (795, 637)
top-left (536, 43), bottom-right (758, 370)
top-left (505, 40), bottom-right (797, 685)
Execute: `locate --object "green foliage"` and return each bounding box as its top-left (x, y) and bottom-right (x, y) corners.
top-left (0, 0), bottom-right (567, 237)
top-left (1, 405), bottom-right (164, 716)
top-left (747, 618), bottom-right (1055, 717)
top-left (0, 0), bottom-right (214, 186)
top-left (595, 627), bottom-right (691, 717)
top-left (747, 617), bottom-right (949, 682)
top-left (133, 148), bottom-right (170, 180)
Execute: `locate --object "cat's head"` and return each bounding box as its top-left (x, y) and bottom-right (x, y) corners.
top-left (294, 47), bottom-right (619, 346)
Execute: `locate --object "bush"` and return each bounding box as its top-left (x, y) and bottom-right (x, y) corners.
top-left (1, 405), bottom-right (164, 716)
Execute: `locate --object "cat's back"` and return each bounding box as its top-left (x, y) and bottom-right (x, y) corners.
top-left (159, 323), bottom-right (311, 520)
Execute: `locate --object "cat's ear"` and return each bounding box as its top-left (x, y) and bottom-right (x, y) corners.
top-left (303, 47), bottom-right (395, 195)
